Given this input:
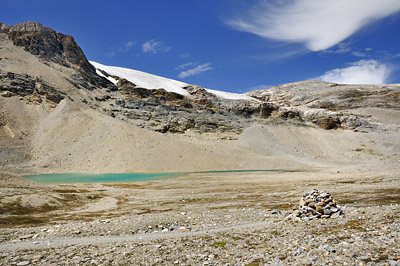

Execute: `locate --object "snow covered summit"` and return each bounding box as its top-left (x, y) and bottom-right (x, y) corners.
top-left (90, 61), bottom-right (254, 100)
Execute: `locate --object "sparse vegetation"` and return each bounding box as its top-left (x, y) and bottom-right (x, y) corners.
top-left (212, 241), bottom-right (226, 247)
top-left (0, 197), bottom-right (30, 215)
top-left (245, 262), bottom-right (260, 266)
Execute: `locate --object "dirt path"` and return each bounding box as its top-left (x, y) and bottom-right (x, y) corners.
top-left (0, 220), bottom-right (271, 251)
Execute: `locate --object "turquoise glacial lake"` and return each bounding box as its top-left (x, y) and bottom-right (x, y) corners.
top-left (25, 170), bottom-right (297, 184)
top-left (25, 172), bottom-right (185, 184)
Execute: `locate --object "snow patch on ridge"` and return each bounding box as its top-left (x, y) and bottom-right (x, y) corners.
top-left (90, 61), bottom-right (189, 96)
top-left (205, 88), bottom-right (255, 100)
top-left (95, 68), bottom-right (118, 84)
top-left (90, 61), bottom-right (254, 100)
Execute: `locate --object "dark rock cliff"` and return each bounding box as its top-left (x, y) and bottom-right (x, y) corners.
top-left (7, 21), bottom-right (93, 72)
top-left (3, 21), bottom-right (116, 92)
top-left (0, 71), bottom-right (66, 107)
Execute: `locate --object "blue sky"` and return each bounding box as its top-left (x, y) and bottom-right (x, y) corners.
top-left (2, 0), bottom-right (400, 93)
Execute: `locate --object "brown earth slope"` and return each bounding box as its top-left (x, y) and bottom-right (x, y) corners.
top-left (0, 22), bottom-right (399, 175)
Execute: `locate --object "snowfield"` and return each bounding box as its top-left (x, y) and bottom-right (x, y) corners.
top-left (90, 61), bottom-right (254, 100)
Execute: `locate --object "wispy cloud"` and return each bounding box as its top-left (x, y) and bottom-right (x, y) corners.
top-left (177, 62), bottom-right (195, 70)
top-left (142, 39), bottom-right (171, 54)
top-left (352, 51), bottom-right (367, 57)
top-left (107, 41), bottom-right (136, 57)
top-left (317, 60), bottom-right (391, 84)
top-left (180, 53), bottom-right (190, 58)
top-left (324, 42), bottom-right (352, 54)
top-left (178, 63), bottom-right (213, 79)
top-left (226, 0), bottom-right (400, 51)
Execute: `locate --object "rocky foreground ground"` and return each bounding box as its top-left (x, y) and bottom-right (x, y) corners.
top-left (0, 170), bottom-right (399, 265)
top-left (0, 205), bottom-right (399, 266)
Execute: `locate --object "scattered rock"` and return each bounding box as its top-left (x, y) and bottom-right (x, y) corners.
top-left (359, 256), bottom-right (371, 262)
top-left (17, 261), bottom-right (30, 266)
top-left (271, 209), bottom-right (282, 215)
top-left (31, 255), bottom-right (42, 262)
top-left (325, 246), bottom-right (336, 253)
top-left (175, 226), bottom-right (191, 232)
top-left (19, 234), bottom-right (35, 240)
top-left (1, 91), bottom-right (12, 97)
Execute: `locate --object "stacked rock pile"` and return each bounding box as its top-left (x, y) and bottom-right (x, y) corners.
top-left (293, 189), bottom-right (344, 221)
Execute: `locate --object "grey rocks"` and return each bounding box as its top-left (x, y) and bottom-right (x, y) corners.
top-left (2, 21), bottom-right (116, 93)
top-left (0, 204), bottom-right (399, 265)
top-left (101, 73), bottom-right (260, 134)
top-left (0, 23), bottom-right (10, 32)
top-left (8, 21), bottom-right (52, 33)
top-left (247, 80), bottom-right (400, 132)
top-left (16, 261), bottom-right (30, 266)
top-left (0, 71), bottom-right (65, 106)
top-left (293, 189), bottom-right (344, 221)
top-left (6, 21), bottom-right (92, 71)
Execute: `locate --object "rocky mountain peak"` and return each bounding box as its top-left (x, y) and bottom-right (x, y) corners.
top-left (2, 21), bottom-right (115, 92)
top-left (0, 23), bottom-right (10, 32)
top-left (5, 21), bottom-right (93, 73)
top-left (8, 21), bottom-right (52, 33)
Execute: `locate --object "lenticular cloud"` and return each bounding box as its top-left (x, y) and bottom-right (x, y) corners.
top-left (227, 0), bottom-right (400, 51)
top-left (317, 60), bottom-right (391, 85)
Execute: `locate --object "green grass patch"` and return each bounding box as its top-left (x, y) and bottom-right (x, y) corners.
top-left (343, 220), bottom-right (368, 232)
top-left (211, 242), bottom-right (226, 248)
top-left (245, 262), bottom-right (260, 266)
top-left (0, 215), bottom-right (48, 227)
top-left (0, 197), bottom-right (31, 215)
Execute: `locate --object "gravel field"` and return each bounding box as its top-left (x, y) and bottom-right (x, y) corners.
top-left (1, 170), bottom-right (399, 265)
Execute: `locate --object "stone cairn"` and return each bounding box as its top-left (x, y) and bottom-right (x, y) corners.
top-left (293, 189), bottom-right (344, 221)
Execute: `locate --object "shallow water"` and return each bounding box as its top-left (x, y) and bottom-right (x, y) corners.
top-left (25, 169), bottom-right (298, 184)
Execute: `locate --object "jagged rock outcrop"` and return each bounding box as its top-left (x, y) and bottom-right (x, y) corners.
top-left (95, 72), bottom-right (257, 134)
top-left (7, 21), bottom-right (92, 72)
top-left (2, 21), bottom-right (116, 92)
top-left (0, 23), bottom-right (10, 32)
top-left (92, 65), bottom-right (267, 133)
top-left (0, 71), bottom-right (65, 106)
top-left (247, 80), bottom-right (400, 131)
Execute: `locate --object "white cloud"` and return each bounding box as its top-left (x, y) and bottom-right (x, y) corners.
top-left (178, 63), bottom-right (212, 79)
top-left (352, 51), bottom-right (366, 57)
top-left (180, 53), bottom-right (190, 58)
top-left (142, 39), bottom-right (170, 54)
top-left (106, 40), bottom-right (136, 57)
top-left (142, 40), bottom-right (161, 54)
top-left (106, 51), bottom-right (116, 57)
top-left (227, 0), bottom-right (400, 51)
top-left (124, 41), bottom-right (135, 51)
top-left (317, 60), bottom-right (391, 84)
top-left (327, 42), bottom-right (352, 54)
top-left (178, 62), bottom-right (195, 69)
